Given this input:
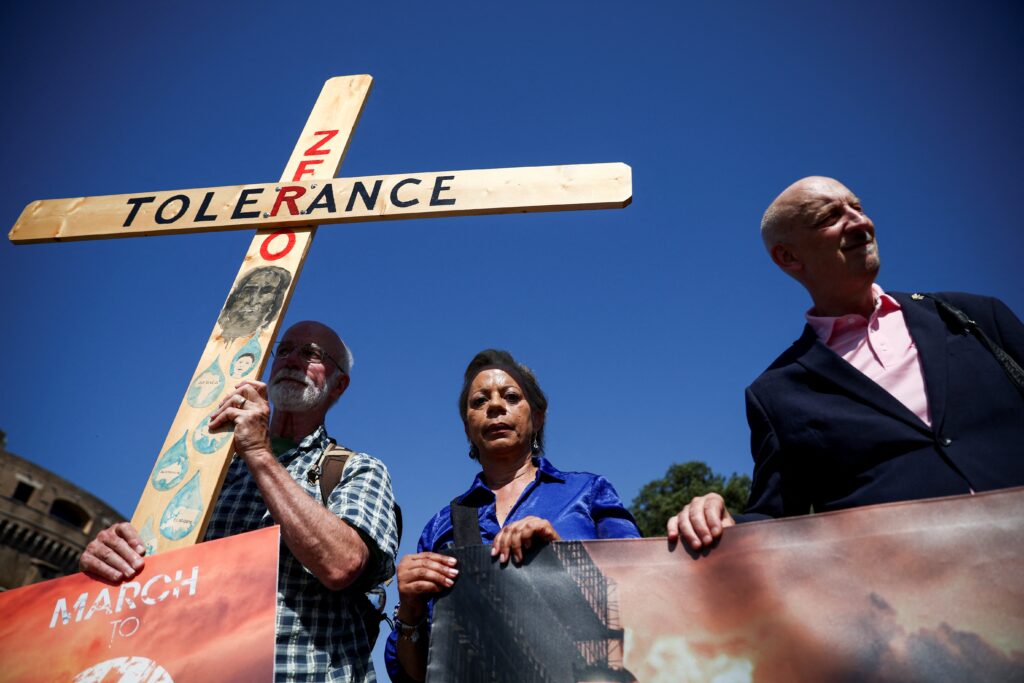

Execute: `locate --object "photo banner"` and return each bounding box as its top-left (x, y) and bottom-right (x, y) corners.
top-left (428, 488), bottom-right (1024, 682)
top-left (0, 525), bottom-right (279, 683)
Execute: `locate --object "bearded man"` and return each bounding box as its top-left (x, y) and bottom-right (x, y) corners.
top-left (81, 321), bottom-right (399, 683)
top-left (668, 177), bottom-right (1024, 550)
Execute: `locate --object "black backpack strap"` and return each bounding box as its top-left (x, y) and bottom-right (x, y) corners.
top-left (393, 504), bottom-right (403, 548)
top-left (449, 496), bottom-right (483, 546)
top-left (915, 293), bottom-right (1024, 397)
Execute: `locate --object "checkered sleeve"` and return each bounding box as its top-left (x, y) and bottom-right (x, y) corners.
top-left (327, 452), bottom-right (398, 587)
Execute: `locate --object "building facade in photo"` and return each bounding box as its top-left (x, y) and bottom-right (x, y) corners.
top-left (0, 430), bottom-right (126, 590)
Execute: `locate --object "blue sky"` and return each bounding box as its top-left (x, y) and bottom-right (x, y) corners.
top-left (2, 0), bottom-right (1022, 673)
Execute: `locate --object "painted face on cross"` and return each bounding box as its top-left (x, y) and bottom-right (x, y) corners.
top-left (232, 353), bottom-right (255, 377)
top-left (217, 266), bottom-right (292, 342)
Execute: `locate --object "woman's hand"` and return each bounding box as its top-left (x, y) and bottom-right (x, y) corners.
top-left (396, 552), bottom-right (459, 622)
top-left (491, 516), bottom-right (560, 564)
top-left (395, 552), bottom-right (455, 681)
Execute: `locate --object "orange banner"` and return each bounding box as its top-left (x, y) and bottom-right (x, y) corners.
top-left (0, 526), bottom-right (279, 683)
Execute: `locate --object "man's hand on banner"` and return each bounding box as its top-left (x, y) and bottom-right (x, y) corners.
top-left (668, 493), bottom-right (736, 550)
top-left (80, 522), bottom-right (147, 583)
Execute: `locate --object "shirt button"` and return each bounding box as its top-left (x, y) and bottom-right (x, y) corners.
top-left (940, 437), bottom-right (952, 446)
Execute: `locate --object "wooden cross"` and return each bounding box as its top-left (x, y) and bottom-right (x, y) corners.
top-left (7, 75), bottom-right (632, 554)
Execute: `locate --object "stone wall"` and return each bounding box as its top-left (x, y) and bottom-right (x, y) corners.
top-left (0, 432), bottom-right (125, 590)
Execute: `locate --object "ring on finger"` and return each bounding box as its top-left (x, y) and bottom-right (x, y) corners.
top-left (236, 396), bottom-right (246, 409)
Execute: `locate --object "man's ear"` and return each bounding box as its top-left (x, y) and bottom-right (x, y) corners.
top-left (330, 373), bottom-right (350, 401)
top-left (771, 243), bottom-right (803, 275)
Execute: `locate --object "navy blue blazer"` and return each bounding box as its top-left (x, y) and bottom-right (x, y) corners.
top-left (741, 291), bottom-right (1024, 520)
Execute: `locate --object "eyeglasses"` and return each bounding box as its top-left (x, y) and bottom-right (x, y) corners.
top-left (272, 342), bottom-right (346, 373)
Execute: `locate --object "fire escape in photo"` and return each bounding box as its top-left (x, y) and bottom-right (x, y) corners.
top-left (428, 541), bottom-right (635, 683)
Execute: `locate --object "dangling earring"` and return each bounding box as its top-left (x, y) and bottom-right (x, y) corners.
top-left (531, 435), bottom-right (539, 454)
top-left (469, 444), bottom-right (479, 459)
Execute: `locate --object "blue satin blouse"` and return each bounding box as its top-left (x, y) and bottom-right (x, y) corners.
top-left (384, 456), bottom-right (639, 682)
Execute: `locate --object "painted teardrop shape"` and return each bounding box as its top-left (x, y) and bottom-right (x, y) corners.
top-left (192, 413), bottom-right (232, 454)
top-left (139, 516), bottom-right (158, 556)
top-left (186, 358), bottom-right (226, 408)
top-left (230, 336), bottom-right (262, 378)
top-left (159, 472), bottom-right (203, 541)
top-left (150, 431), bottom-right (189, 491)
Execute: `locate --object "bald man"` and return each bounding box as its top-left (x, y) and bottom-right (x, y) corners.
top-left (669, 177), bottom-right (1024, 550)
top-left (82, 321), bottom-right (399, 682)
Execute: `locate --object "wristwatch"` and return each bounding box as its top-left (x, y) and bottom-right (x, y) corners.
top-left (394, 609), bottom-right (426, 643)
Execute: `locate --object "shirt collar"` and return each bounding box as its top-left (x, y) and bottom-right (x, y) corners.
top-left (456, 456), bottom-right (565, 505)
top-left (278, 424), bottom-right (330, 465)
top-left (806, 283), bottom-right (901, 343)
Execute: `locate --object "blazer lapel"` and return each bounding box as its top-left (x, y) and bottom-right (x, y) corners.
top-left (892, 292), bottom-right (949, 432)
top-left (794, 324), bottom-right (932, 434)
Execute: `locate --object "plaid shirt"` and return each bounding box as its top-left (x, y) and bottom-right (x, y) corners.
top-left (206, 426), bottom-right (398, 682)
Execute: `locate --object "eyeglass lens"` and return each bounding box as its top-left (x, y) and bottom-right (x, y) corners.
top-left (275, 343), bottom-right (325, 362)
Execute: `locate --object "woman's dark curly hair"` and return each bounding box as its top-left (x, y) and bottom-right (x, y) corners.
top-left (458, 349), bottom-right (548, 459)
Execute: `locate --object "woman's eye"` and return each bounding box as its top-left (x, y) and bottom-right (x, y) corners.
top-left (505, 392), bottom-right (522, 403)
top-left (470, 397), bottom-right (487, 408)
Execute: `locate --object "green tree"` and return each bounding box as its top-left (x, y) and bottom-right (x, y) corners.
top-left (629, 461), bottom-right (751, 537)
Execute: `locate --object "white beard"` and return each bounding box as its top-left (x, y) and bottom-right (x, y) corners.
top-left (269, 369), bottom-right (333, 412)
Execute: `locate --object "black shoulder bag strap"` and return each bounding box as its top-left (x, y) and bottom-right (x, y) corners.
top-left (449, 496), bottom-right (483, 546)
top-left (916, 293), bottom-right (1024, 397)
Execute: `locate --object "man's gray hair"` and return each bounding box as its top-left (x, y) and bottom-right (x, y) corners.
top-left (336, 340), bottom-right (355, 376)
top-left (760, 203), bottom-right (788, 252)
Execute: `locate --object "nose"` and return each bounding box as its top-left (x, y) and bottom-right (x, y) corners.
top-left (485, 394), bottom-right (507, 416)
top-left (844, 203), bottom-right (871, 229)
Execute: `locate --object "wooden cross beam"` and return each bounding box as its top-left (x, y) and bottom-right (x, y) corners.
top-left (7, 75), bottom-right (632, 554)
top-left (9, 165), bottom-right (630, 243)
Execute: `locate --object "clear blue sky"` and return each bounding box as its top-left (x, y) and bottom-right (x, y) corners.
top-left (3, 0), bottom-right (1022, 673)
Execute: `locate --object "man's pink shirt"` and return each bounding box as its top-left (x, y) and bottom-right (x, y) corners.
top-left (806, 284), bottom-right (932, 427)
